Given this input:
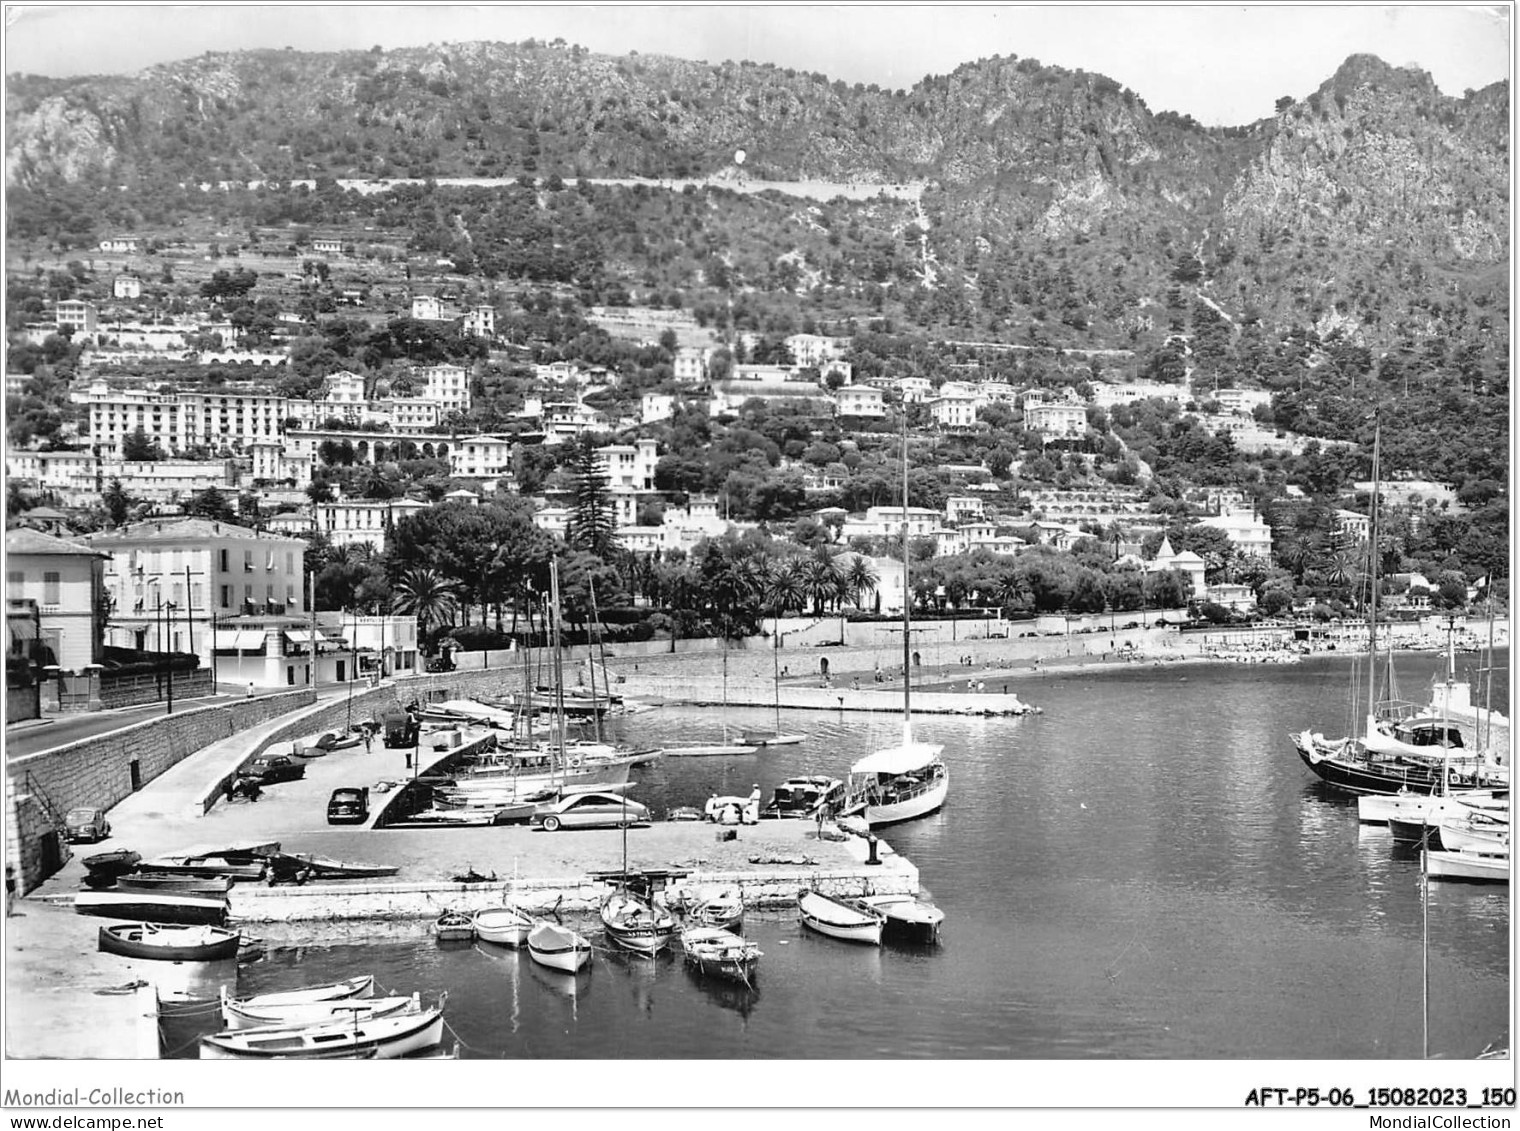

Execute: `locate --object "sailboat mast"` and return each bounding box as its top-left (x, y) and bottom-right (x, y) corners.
top-left (1364, 425), bottom-right (1381, 728)
top-left (901, 407), bottom-right (911, 729)
top-left (550, 560), bottom-right (567, 785)
top-left (588, 575), bottom-right (604, 744)
top-left (1482, 578), bottom-right (1496, 756)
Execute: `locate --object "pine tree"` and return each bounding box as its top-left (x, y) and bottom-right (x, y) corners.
top-left (566, 436), bottom-right (618, 558)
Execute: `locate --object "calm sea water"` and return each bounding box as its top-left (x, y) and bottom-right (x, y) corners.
top-left (164, 651), bottom-right (1510, 1060)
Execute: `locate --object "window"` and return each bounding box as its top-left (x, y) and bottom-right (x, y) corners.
top-left (6, 570), bottom-right (22, 595)
top-left (220, 585), bottom-right (231, 609)
top-left (244, 550), bottom-right (254, 573)
top-left (285, 552), bottom-right (294, 575)
top-left (43, 572), bottom-right (60, 606)
top-left (219, 549), bottom-right (229, 572)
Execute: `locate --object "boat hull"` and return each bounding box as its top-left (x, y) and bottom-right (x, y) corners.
top-left (1425, 849), bottom-right (1510, 883)
top-left (601, 893), bottom-right (676, 954)
top-left (860, 895), bottom-right (945, 944)
top-left (200, 1008), bottom-right (444, 1060)
top-left (863, 771), bottom-right (949, 827)
top-left (75, 890), bottom-right (228, 926)
top-left (98, 923), bottom-right (240, 962)
top-left (681, 927), bottom-right (761, 984)
top-left (231, 976), bottom-right (374, 1009)
top-left (473, 906), bottom-right (533, 947)
top-left (222, 993), bottom-right (419, 1031)
top-left (797, 891), bottom-right (884, 945)
top-left (1293, 737), bottom-right (1447, 796)
top-left (527, 923), bottom-right (593, 973)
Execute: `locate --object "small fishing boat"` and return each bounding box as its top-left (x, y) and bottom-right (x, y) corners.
top-left (314, 731), bottom-right (363, 752)
top-left (1425, 847), bottom-right (1510, 884)
top-left (859, 893), bottom-right (946, 944)
top-left (663, 743), bottom-right (760, 757)
top-left (98, 922), bottom-right (240, 962)
top-left (600, 890), bottom-right (677, 954)
top-left (740, 730), bottom-right (806, 747)
top-left (75, 888), bottom-right (228, 926)
top-left (82, 849), bottom-right (141, 878)
top-left (433, 910), bottom-right (476, 942)
top-left (220, 989), bottom-right (420, 1031)
top-left (527, 920), bottom-right (593, 973)
top-left (473, 904), bottom-right (534, 947)
top-left (199, 1006), bottom-right (445, 1060)
top-left (138, 855), bottom-right (269, 882)
top-left (797, 890), bottom-right (885, 945)
top-left (113, 875), bottom-right (234, 897)
top-left (226, 975), bottom-right (374, 1010)
top-left (685, 884), bottom-right (745, 933)
top-left (268, 853), bottom-right (402, 881)
top-left (680, 926), bottom-right (761, 984)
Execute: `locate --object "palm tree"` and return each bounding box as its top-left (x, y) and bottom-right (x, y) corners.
top-left (391, 567), bottom-right (461, 651)
top-left (804, 549), bottom-right (842, 616)
top-left (845, 554), bottom-right (880, 612)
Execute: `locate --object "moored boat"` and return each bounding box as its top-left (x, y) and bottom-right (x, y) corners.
top-left (680, 926), bottom-right (761, 984)
top-left (199, 1005), bottom-right (444, 1060)
top-left (527, 920), bottom-right (593, 973)
top-left (220, 989), bottom-right (420, 1031)
top-left (845, 735), bottom-right (949, 827)
top-left (275, 854), bottom-right (401, 880)
top-left (228, 975), bottom-right (374, 1009)
top-left (98, 922), bottom-right (240, 962)
top-left (760, 777), bottom-right (846, 820)
top-left (741, 730), bottom-right (806, 747)
top-left (859, 893), bottom-right (945, 944)
top-left (600, 890), bottom-right (677, 955)
top-left (433, 910), bottom-right (475, 942)
top-left (685, 884), bottom-right (745, 933)
top-left (1424, 847), bottom-right (1510, 884)
top-left (797, 890), bottom-right (885, 945)
top-left (473, 904), bottom-right (534, 947)
top-left (75, 888), bottom-right (228, 926)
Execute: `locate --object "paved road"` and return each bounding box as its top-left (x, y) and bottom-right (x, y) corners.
top-left (7, 691), bottom-right (269, 760)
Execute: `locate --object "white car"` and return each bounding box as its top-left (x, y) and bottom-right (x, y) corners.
top-left (532, 792), bottom-right (650, 832)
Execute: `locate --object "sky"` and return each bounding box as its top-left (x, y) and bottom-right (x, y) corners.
top-left (2, 3), bottom-right (1511, 126)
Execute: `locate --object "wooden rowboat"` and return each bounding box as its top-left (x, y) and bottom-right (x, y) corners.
top-left (220, 989), bottom-right (420, 1031)
top-left (230, 975), bottom-right (374, 1008)
top-left (473, 905), bottom-right (534, 947)
top-left (82, 849), bottom-right (141, 878)
top-left (860, 893), bottom-right (945, 944)
top-left (797, 890), bottom-right (885, 945)
top-left (75, 888), bottom-right (228, 926)
top-left (199, 1006), bottom-right (444, 1060)
top-left (98, 922), bottom-right (240, 962)
top-left (113, 875), bottom-right (234, 896)
top-left (527, 921), bottom-right (592, 973)
top-left (433, 910), bottom-right (475, 942)
top-left (680, 926), bottom-right (761, 984)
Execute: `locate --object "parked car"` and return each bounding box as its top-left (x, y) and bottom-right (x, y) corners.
top-left (326, 787), bottom-right (370, 825)
top-left (239, 754), bottom-right (306, 784)
top-left (64, 807), bottom-right (111, 843)
top-left (532, 791), bottom-right (650, 832)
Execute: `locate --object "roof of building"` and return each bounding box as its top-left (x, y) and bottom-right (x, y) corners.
top-left (87, 517), bottom-right (302, 545)
top-left (4, 527), bottom-right (106, 557)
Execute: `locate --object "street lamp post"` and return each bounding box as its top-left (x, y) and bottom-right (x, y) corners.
top-left (161, 600), bottom-right (177, 714)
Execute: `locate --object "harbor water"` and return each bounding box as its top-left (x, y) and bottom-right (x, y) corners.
top-left (164, 652), bottom-right (1510, 1060)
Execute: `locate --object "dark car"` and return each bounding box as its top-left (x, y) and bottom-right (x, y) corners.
top-left (327, 787), bottom-right (370, 825)
top-left (64, 807), bottom-right (111, 844)
top-left (239, 754), bottom-right (306, 784)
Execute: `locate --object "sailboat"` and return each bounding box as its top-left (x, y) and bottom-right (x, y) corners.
top-left (598, 793), bottom-right (677, 954)
top-left (843, 410), bottom-right (948, 828)
top-left (741, 610), bottom-right (807, 747)
top-left (1292, 427), bottom-right (1504, 796)
top-left (662, 637), bottom-right (759, 756)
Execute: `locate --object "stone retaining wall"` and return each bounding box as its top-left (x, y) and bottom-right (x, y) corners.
top-left (226, 854), bottom-right (918, 924)
top-left (7, 690), bottom-right (317, 892)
